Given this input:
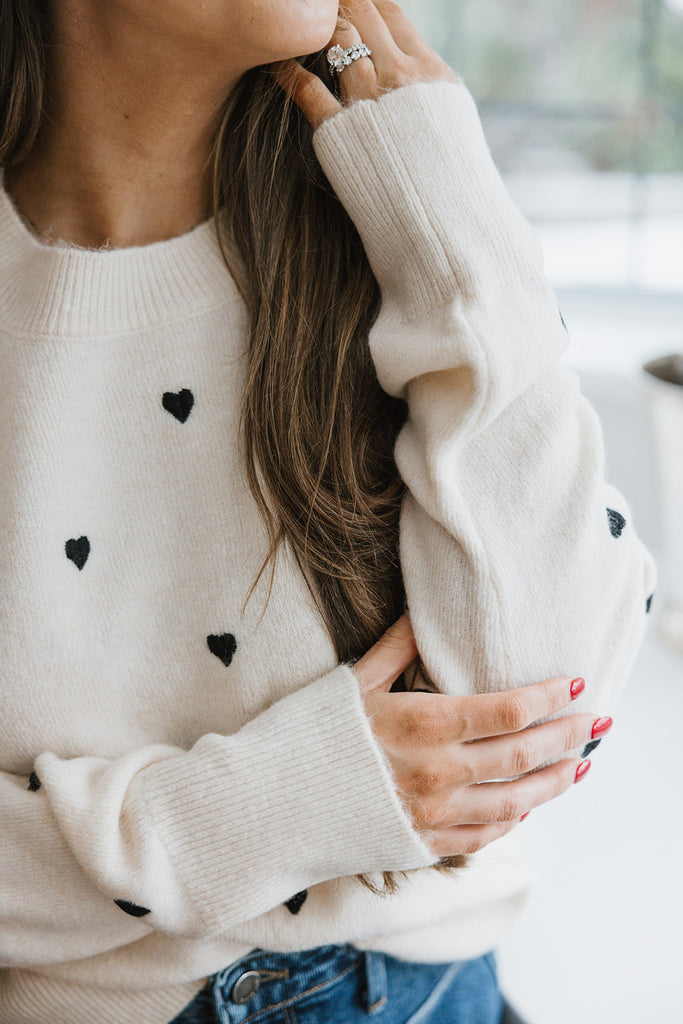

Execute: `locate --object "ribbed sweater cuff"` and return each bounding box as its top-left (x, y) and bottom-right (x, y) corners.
top-left (312, 79), bottom-right (544, 320)
top-left (141, 663), bottom-right (437, 936)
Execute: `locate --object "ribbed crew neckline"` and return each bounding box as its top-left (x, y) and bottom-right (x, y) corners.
top-left (0, 169), bottom-right (241, 337)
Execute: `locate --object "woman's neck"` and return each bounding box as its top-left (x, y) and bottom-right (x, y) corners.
top-left (5, 5), bottom-right (241, 250)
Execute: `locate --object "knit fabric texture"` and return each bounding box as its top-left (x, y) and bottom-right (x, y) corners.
top-left (0, 80), bottom-right (656, 1024)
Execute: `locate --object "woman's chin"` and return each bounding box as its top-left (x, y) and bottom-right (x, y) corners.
top-left (276, 6), bottom-right (339, 60)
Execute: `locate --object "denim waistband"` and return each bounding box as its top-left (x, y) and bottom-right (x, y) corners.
top-left (211, 944), bottom-right (380, 1021)
top-left (169, 944), bottom-right (503, 1024)
top-left (208, 943), bottom-right (484, 1024)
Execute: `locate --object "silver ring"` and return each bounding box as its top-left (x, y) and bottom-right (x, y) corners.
top-left (326, 42), bottom-right (373, 77)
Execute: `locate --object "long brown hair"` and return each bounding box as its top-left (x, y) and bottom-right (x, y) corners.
top-left (0, 3), bottom-right (466, 893)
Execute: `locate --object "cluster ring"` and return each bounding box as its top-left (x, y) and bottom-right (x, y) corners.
top-left (326, 42), bottom-right (373, 77)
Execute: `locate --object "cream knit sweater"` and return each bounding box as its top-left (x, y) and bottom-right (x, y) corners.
top-left (0, 80), bottom-right (656, 1024)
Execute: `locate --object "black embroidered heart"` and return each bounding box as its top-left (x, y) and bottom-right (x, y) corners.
top-left (581, 739), bottom-right (602, 759)
top-left (606, 508), bottom-right (626, 538)
top-left (284, 890), bottom-right (308, 915)
top-left (65, 536), bottom-right (90, 570)
top-left (28, 771), bottom-right (41, 792)
top-left (162, 389), bottom-right (194, 423)
top-left (207, 633), bottom-right (237, 667)
top-left (114, 899), bottom-right (151, 917)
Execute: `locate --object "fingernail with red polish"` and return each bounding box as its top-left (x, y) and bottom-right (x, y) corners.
top-left (574, 759), bottom-right (591, 784)
top-left (570, 678), bottom-right (585, 700)
top-left (591, 716), bottom-right (613, 739)
top-left (520, 812), bottom-right (530, 821)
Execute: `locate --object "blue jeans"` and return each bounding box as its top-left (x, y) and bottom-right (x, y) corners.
top-left (168, 944), bottom-right (503, 1024)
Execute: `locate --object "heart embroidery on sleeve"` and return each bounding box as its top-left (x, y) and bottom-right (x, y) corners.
top-left (606, 508), bottom-right (626, 538)
top-left (114, 899), bottom-right (151, 917)
top-left (581, 738), bottom-right (602, 758)
top-left (162, 389), bottom-right (194, 423)
top-left (284, 890), bottom-right (308, 915)
top-left (207, 633), bottom-right (237, 667)
top-left (65, 536), bottom-right (90, 570)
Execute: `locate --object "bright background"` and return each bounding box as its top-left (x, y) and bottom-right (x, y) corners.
top-left (399, 2), bottom-right (683, 1021)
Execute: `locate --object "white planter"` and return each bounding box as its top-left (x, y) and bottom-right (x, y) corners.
top-left (639, 353), bottom-right (683, 657)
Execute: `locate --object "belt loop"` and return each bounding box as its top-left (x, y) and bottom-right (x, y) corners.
top-left (362, 950), bottom-right (387, 1015)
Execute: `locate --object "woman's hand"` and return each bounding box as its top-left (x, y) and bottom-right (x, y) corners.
top-left (272, 0), bottom-right (458, 129)
top-left (352, 613), bottom-right (610, 858)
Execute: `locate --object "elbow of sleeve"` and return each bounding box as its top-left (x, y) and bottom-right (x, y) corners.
top-left (581, 520), bottom-right (658, 718)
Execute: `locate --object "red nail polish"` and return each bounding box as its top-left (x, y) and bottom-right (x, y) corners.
top-left (520, 812), bottom-right (530, 821)
top-left (574, 759), bottom-right (591, 783)
top-left (570, 678), bottom-right (585, 700)
top-left (591, 716), bottom-right (613, 739)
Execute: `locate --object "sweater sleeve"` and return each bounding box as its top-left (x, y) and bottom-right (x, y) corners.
top-left (312, 80), bottom-right (657, 746)
top-left (0, 663), bottom-right (435, 965)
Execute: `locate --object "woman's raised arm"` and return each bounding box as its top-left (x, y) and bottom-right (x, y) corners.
top-left (284, 1), bottom-right (657, 745)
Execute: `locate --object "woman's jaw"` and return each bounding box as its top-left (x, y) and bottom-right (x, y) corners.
top-left (5, 0), bottom-right (341, 250)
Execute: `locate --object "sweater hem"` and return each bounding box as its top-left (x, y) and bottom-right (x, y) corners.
top-left (0, 970), bottom-right (207, 1024)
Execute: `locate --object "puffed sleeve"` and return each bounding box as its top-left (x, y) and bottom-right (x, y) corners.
top-left (312, 80), bottom-right (657, 753)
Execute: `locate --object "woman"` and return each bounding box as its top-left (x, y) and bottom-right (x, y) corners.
top-left (0, 1), bottom-right (656, 1022)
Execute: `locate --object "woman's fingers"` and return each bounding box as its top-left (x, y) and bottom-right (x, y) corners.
top-left (453, 757), bottom-right (586, 826)
top-left (380, 675), bottom-right (584, 749)
top-left (445, 675), bottom-right (587, 743)
top-left (426, 820), bottom-right (520, 859)
top-left (326, 11), bottom-right (379, 101)
top-left (270, 59), bottom-right (341, 129)
top-left (351, 612), bottom-right (419, 693)
top-left (337, 1), bottom-right (403, 77)
top-left (463, 713), bottom-right (609, 784)
top-left (351, 617), bottom-right (602, 857)
top-left (423, 759), bottom-right (580, 856)
top-left (371, 0), bottom-right (436, 58)
top-left (272, 1), bottom-right (457, 127)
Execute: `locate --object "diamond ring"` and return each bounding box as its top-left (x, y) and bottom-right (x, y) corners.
top-left (326, 43), bottom-right (373, 77)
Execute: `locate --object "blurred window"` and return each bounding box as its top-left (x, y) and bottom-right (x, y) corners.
top-left (401, 0), bottom-right (683, 295)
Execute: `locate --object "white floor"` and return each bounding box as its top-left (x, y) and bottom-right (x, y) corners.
top-left (497, 621), bottom-right (683, 1024)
